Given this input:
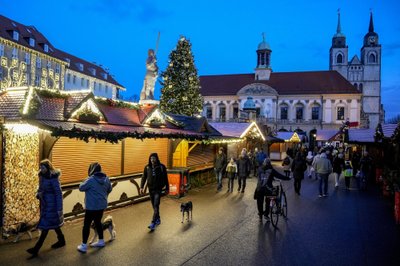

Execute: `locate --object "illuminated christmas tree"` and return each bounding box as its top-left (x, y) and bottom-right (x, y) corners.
top-left (160, 36), bottom-right (203, 116)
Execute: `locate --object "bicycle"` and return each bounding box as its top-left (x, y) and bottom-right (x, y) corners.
top-left (266, 179), bottom-right (288, 228)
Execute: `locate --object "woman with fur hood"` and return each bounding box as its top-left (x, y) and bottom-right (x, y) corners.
top-left (77, 162), bottom-right (112, 253)
top-left (27, 159), bottom-right (65, 257)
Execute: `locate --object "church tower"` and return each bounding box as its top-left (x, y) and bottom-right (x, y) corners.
top-left (255, 33), bottom-right (272, 80)
top-left (360, 11), bottom-right (382, 128)
top-left (329, 10), bottom-right (348, 78)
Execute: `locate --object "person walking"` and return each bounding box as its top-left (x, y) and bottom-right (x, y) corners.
top-left (214, 147), bottom-right (227, 191)
top-left (27, 159), bottom-right (65, 257)
top-left (306, 151), bottom-right (314, 178)
top-left (140, 153), bottom-right (169, 231)
top-left (282, 155), bottom-right (292, 178)
top-left (77, 162), bottom-right (112, 253)
top-left (237, 150), bottom-right (251, 193)
top-left (226, 158), bottom-right (238, 192)
top-left (254, 158), bottom-right (289, 221)
top-left (332, 153), bottom-right (345, 188)
top-left (343, 160), bottom-right (353, 190)
top-left (255, 148), bottom-right (267, 175)
top-left (313, 151), bottom-right (332, 197)
top-left (291, 152), bottom-right (307, 195)
top-left (311, 152), bottom-right (321, 180)
top-left (359, 151), bottom-right (373, 190)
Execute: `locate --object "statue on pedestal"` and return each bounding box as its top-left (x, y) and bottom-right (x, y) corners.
top-left (140, 49), bottom-right (158, 102)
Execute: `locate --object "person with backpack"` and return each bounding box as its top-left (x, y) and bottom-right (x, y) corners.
top-left (291, 152), bottom-right (307, 195)
top-left (254, 158), bottom-right (290, 222)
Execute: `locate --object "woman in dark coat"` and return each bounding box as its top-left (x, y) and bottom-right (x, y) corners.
top-left (27, 159), bottom-right (65, 257)
top-left (291, 152), bottom-right (307, 195)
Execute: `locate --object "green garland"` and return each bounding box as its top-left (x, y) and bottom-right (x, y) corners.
top-left (20, 88), bottom-right (69, 118)
top-left (51, 125), bottom-right (209, 144)
top-left (75, 108), bottom-right (101, 123)
top-left (36, 89), bottom-right (69, 99)
top-left (95, 98), bottom-right (139, 110)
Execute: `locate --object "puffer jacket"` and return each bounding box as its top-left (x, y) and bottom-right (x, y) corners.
top-left (79, 172), bottom-right (112, 210)
top-left (37, 170), bottom-right (63, 230)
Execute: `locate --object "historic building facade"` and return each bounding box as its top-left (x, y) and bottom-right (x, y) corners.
top-left (200, 12), bottom-right (382, 132)
top-left (0, 14), bottom-right (124, 99)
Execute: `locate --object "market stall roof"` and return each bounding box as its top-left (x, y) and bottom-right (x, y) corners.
top-left (348, 124), bottom-right (397, 143)
top-left (315, 129), bottom-right (340, 141)
top-left (275, 131), bottom-right (301, 142)
top-left (209, 122), bottom-right (265, 140)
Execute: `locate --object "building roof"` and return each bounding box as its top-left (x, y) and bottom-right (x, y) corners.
top-left (200, 71), bottom-right (359, 96)
top-left (0, 88), bottom-right (26, 121)
top-left (348, 124), bottom-right (397, 143)
top-left (54, 49), bottom-right (124, 88)
top-left (209, 122), bottom-right (264, 140)
top-left (0, 14), bottom-right (124, 89)
top-left (316, 129), bottom-right (340, 141)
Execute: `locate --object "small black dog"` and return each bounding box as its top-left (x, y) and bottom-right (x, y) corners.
top-left (180, 201), bottom-right (193, 223)
top-left (89, 215), bottom-right (116, 244)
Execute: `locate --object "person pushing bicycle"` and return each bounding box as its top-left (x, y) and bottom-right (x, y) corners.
top-left (254, 158), bottom-right (290, 222)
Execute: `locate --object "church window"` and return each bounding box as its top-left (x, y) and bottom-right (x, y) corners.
top-left (336, 54), bottom-right (343, 64)
top-left (280, 105), bottom-right (288, 120)
top-left (368, 53), bottom-right (376, 63)
top-left (337, 107), bottom-right (345, 120)
top-left (311, 106), bottom-right (320, 120)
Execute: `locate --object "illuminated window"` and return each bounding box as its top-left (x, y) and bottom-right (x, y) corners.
top-left (337, 106), bottom-right (345, 120)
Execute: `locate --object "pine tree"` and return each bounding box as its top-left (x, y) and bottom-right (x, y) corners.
top-left (159, 36), bottom-right (203, 116)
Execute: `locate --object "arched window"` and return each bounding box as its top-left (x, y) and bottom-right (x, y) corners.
top-left (368, 53), bottom-right (376, 63)
top-left (280, 104), bottom-right (288, 120)
top-left (336, 53), bottom-right (343, 64)
top-left (218, 103), bottom-right (226, 122)
top-left (232, 103), bottom-right (239, 119)
top-left (204, 103), bottom-right (212, 119)
top-left (354, 83), bottom-right (358, 90)
top-left (311, 104), bottom-right (320, 120)
top-left (295, 103), bottom-right (304, 120)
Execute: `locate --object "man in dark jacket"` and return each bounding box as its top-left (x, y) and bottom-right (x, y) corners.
top-left (214, 147), bottom-right (227, 191)
top-left (140, 153), bottom-right (169, 231)
top-left (291, 152), bottom-right (307, 195)
top-left (237, 150), bottom-right (251, 193)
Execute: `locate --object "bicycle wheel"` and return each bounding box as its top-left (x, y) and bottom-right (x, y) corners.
top-left (270, 199), bottom-right (279, 227)
top-left (281, 192), bottom-right (288, 218)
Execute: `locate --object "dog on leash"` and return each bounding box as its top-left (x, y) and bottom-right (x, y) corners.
top-left (89, 215), bottom-right (116, 244)
top-left (11, 222), bottom-right (39, 243)
top-left (180, 201), bottom-right (193, 223)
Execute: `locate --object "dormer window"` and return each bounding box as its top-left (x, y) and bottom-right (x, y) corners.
top-left (76, 63), bottom-right (84, 71)
top-left (65, 58), bottom-right (71, 64)
top-left (102, 73), bottom-right (108, 79)
top-left (29, 38), bottom-right (35, 47)
top-left (43, 44), bottom-right (49, 52)
top-left (89, 67), bottom-right (96, 76)
top-left (12, 31), bottom-right (19, 41)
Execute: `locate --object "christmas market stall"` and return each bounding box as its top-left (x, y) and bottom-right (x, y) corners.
top-left (209, 122), bottom-right (265, 160)
top-left (269, 131), bottom-right (302, 160)
top-left (0, 86), bottom-right (218, 234)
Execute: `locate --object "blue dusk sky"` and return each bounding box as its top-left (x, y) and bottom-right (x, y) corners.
top-left (1, 0), bottom-right (399, 120)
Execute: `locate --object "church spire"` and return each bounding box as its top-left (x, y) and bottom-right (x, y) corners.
top-left (368, 10), bottom-right (374, 33)
top-left (336, 9), bottom-right (342, 34)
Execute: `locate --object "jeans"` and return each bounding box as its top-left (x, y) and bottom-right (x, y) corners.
top-left (318, 173), bottom-right (329, 195)
top-left (227, 178), bottom-right (235, 192)
top-left (82, 209), bottom-right (104, 244)
top-left (238, 176), bottom-right (247, 191)
top-left (215, 169), bottom-right (223, 190)
top-left (150, 190), bottom-right (161, 223)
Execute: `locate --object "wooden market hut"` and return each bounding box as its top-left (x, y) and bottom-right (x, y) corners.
top-left (0, 86), bottom-right (222, 233)
top-left (269, 131), bottom-right (302, 160)
top-left (209, 122), bottom-right (265, 160)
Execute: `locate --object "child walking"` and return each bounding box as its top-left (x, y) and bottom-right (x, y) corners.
top-left (226, 158), bottom-right (237, 193)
